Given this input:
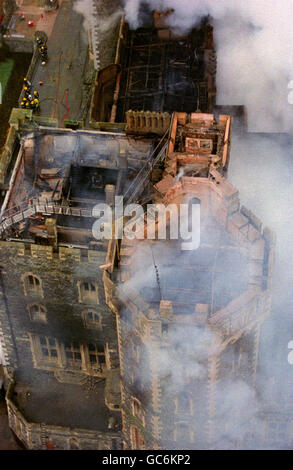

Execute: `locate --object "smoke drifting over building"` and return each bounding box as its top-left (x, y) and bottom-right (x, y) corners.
top-left (122, 2), bottom-right (293, 448)
top-left (123, 0), bottom-right (293, 132)
top-left (0, 0), bottom-right (292, 451)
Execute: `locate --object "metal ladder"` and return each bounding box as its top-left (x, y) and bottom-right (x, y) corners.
top-left (40, 422), bottom-right (47, 450)
top-left (91, 0), bottom-right (101, 71)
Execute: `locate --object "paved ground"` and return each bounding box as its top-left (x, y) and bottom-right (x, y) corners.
top-left (7, 0), bottom-right (60, 40)
top-left (31, 0), bottom-right (90, 125)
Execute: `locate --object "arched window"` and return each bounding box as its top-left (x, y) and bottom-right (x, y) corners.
top-left (82, 309), bottom-right (102, 329)
top-left (190, 197), bottom-right (201, 205)
top-left (28, 304), bottom-right (47, 323)
top-left (23, 274), bottom-right (43, 296)
top-left (77, 281), bottom-right (99, 304)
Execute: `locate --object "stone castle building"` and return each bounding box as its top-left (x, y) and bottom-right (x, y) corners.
top-left (105, 111), bottom-right (274, 449)
top-left (0, 5), bottom-right (275, 449)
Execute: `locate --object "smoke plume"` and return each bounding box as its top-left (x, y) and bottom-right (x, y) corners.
top-left (123, 0), bottom-right (293, 132)
top-left (120, 1), bottom-right (293, 449)
top-left (76, 0), bottom-right (293, 448)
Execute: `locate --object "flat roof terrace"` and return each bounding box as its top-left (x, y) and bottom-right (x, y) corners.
top-left (11, 369), bottom-right (121, 433)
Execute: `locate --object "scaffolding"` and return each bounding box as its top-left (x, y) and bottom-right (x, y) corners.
top-left (117, 25), bottom-right (212, 122)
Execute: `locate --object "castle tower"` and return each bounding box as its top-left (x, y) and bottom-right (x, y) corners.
top-left (104, 112), bottom-right (274, 449)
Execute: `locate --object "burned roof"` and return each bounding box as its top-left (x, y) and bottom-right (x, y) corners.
top-left (0, 128), bottom-right (154, 243)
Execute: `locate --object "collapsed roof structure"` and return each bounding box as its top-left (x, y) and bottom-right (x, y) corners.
top-left (0, 5), bottom-right (274, 450)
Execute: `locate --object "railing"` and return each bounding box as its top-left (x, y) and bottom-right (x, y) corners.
top-left (0, 130), bottom-right (169, 235)
top-left (0, 198), bottom-right (95, 235)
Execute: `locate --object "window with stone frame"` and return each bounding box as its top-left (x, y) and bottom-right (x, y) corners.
top-left (174, 422), bottom-right (191, 442)
top-left (78, 281), bottom-right (99, 304)
top-left (23, 274), bottom-right (43, 296)
top-left (64, 341), bottom-right (82, 368)
top-left (131, 397), bottom-right (145, 426)
top-left (82, 309), bottom-right (102, 329)
top-left (28, 304), bottom-right (47, 323)
top-left (87, 343), bottom-right (106, 371)
top-left (175, 392), bottom-right (193, 415)
top-left (39, 336), bottom-right (59, 362)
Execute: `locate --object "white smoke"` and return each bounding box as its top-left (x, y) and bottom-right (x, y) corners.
top-left (73, 0), bottom-right (293, 448)
top-left (123, 0), bottom-right (293, 132)
top-left (213, 379), bottom-right (262, 449)
top-left (73, 0), bottom-right (94, 34)
top-left (228, 131), bottom-right (293, 450)
top-left (229, 133), bottom-right (293, 302)
top-left (74, 0), bottom-right (123, 37)
top-left (119, 228), bottom-right (266, 449)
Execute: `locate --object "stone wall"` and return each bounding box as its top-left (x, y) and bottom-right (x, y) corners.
top-left (6, 382), bottom-right (122, 449)
top-left (0, 241), bottom-right (119, 376)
